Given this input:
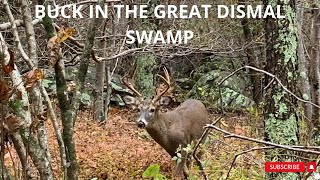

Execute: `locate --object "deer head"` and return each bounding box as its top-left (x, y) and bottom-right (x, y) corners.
top-left (122, 68), bottom-right (171, 128)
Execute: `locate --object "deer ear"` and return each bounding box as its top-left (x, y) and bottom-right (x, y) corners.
top-left (123, 95), bottom-right (136, 105)
top-left (159, 96), bottom-right (171, 106)
top-left (123, 95), bottom-right (139, 110)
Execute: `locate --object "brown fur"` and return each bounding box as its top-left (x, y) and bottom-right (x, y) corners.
top-left (145, 99), bottom-right (210, 177)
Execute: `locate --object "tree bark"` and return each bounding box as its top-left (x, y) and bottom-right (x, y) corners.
top-left (0, 31), bottom-right (53, 180)
top-left (296, 3), bottom-right (313, 141)
top-left (263, 0), bottom-right (300, 179)
top-left (134, 0), bottom-right (159, 98)
top-left (94, 62), bottom-right (105, 121)
top-left (38, 0), bottom-right (78, 178)
top-left (11, 133), bottom-right (33, 179)
top-left (239, 0), bottom-right (262, 104)
top-left (309, 2), bottom-right (320, 137)
top-left (20, 129), bottom-right (54, 180)
top-left (71, 1), bottom-right (103, 122)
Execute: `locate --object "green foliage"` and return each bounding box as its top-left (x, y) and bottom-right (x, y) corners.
top-left (135, 53), bottom-right (156, 98)
top-left (42, 78), bottom-right (56, 93)
top-left (188, 69), bottom-right (254, 108)
top-left (80, 92), bottom-right (91, 106)
top-left (183, 141), bottom-right (195, 154)
top-left (111, 81), bottom-right (130, 93)
top-left (172, 152), bottom-right (182, 164)
top-left (142, 164), bottom-right (167, 180)
top-left (9, 99), bottom-right (23, 116)
top-left (265, 114), bottom-right (298, 145)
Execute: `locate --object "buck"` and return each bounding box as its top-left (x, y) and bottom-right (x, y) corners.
top-left (122, 68), bottom-right (210, 178)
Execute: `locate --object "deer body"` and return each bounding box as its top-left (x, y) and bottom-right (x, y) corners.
top-left (122, 68), bottom-right (210, 178)
top-left (145, 99), bottom-right (210, 157)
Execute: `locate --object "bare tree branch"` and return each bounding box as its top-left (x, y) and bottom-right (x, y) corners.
top-left (218, 65), bottom-right (320, 109)
top-left (206, 124), bottom-right (320, 155)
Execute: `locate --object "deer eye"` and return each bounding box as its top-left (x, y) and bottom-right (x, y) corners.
top-left (149, 108), bottom-right (155, 113)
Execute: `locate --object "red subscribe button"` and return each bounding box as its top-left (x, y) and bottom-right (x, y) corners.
top-left (265, 162), bottom-right (305, 172)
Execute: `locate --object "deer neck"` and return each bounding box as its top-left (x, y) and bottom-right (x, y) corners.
top-left (145, 112), bottom-right (169, 145)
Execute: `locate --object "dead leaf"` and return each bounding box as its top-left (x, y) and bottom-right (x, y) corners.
top-left (23, 68), bottom-right (44, 91)
top-left (0, 79), bottom-right (13, 104)
top-left (2, 48), bottom-right (15, 75)
top-left (4, 114), bottom-right (24, 133)
top-left (220, 120), bottom-right (229, 127)
top-left (58, 27), bottom-right (75, 43)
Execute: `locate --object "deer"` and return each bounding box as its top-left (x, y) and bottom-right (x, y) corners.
top-left (122, 68), bottom-right (210, 179)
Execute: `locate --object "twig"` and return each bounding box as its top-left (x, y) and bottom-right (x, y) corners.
top-left (111, 25), bottom-right (129, 76)
top-left (3, 0), bottom-right (32, 66)
top-left (0, 19), bottom-right (42, 31)
top-left (206, 124), bottom-right (320, 155)
top-left (225, 146), bottom-right (273, 180)
top-left (98, 47), bottom-right (147, 61)
top-left (54, 24), bottom-right (100, 63)
top-left (192, 128), bottom-right (209, 180)
top-left (218, 65), bottom-right (320, 110)
top-left (192, 117), bottom-right (222, 180)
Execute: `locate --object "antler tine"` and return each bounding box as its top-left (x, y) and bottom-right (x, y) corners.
top-left (152, 67), bottom-right (171, 103)
top-left (122, 75), bottom-right (142, 97)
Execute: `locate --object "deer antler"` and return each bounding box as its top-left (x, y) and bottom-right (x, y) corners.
top-left (122, 75), bottom-right (142, 97)
top-left (152, 67), bottom-right (170, 103)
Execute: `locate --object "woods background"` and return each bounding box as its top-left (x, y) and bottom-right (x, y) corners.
top-left (0, 0), bottom-right (320, 179)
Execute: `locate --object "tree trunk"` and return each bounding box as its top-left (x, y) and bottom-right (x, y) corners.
top-left (134, 0), bottom-right (159, 98)
top-left (11, 133), bottom-right (33, 179)
top-left (71, 3), bottom-right (103, 122)
top-left (309, 2), bottom-right (320, 139)
top-left (39, 0), bottom-right (78, 178)
top-left (20, 129), bottom-right (54, 180)
top-left (263, 0), bottom-right (300, 179)
top-left (239, 0), bottom-right (262, 104)
top-left (296, 3), bottom-right (313, 141)
top-left (94, 61), bottom-right (105, 121)
top-left (0, 31), bottom-right (53, 179)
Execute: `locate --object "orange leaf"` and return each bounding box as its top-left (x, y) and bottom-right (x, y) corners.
top-left (35, 69), bottom-right (44, 80)
top-left (58, 27), bottom-right (75, 43)
top-left (23, 68), bottom-right (44, 91)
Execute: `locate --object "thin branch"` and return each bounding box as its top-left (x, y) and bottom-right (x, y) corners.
top-left (3, 0), bottom-right (32, 66)
top-left (192, 117), bottom-right (222, 180)
top-left (192, 128), bottom-right (209, 180)
top-left (98, 47), bottom-right (147, 61)
top-left (218, 65), bottom-right (320, 109)
top-left (57, 0), bottom-right (120, 6)
top-left (111, 25), bottom-right (129, 76)
top-left (225, 146), bottom-right (273, 180)
top-left (206, 124), bottom-right (320, 155)
top-left (0, 19), bottom-right (42, 31)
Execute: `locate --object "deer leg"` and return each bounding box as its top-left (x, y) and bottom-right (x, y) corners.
top-left (176, 149), bottom-right (189, 179)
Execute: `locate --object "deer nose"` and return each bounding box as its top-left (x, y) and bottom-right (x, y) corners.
top-left (137, 121), bottom-right (145, 128)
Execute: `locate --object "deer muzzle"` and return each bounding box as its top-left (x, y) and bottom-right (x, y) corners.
top-left (137, 121), bottom-right (146, 128)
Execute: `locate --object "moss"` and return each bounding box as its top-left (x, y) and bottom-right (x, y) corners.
top-left (135, 54), bottom-right (156, 98)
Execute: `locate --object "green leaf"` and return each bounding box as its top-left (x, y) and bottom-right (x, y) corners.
top-left (142, 164), bottom-right (160, 178)
top-left (155, 174), bottom-right (166, 180)
top-left (111, 82), bottom-right (130, 93)
top-left (42, 79), bottom-right (54, 88)
top-left (80, 92), bottom-right (91, 105)
top-left (302, 94), bottom-right (310, 101)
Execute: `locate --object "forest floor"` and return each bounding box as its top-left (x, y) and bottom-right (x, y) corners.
top-left (5, 107), bottom-right (265, 179)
